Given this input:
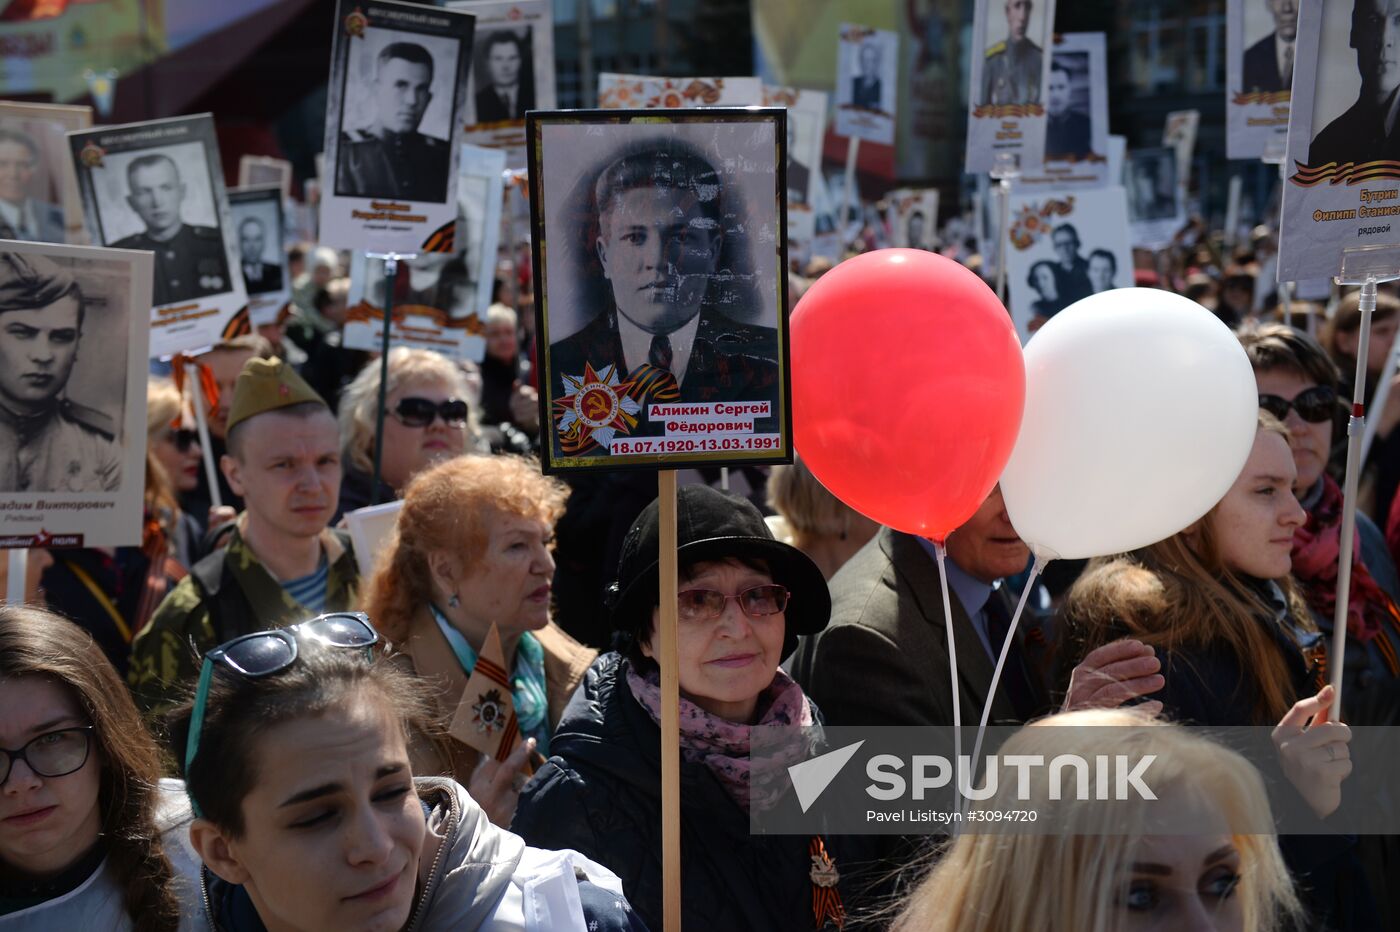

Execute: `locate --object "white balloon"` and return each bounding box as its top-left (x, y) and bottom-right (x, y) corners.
top-left (1000, 288), bottom-right (1259, 561)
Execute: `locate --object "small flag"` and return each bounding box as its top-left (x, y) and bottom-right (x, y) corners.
top-left (449, 622), bottom-right (521, 760)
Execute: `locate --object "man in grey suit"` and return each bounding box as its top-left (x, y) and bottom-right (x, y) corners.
top-left (0, 128), bottom-right (65, 244)
top-left (790, 485), bottom-right (1165, 728)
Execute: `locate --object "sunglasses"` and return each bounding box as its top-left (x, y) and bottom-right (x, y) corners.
top-left (676, 585), bottom-right (790, 623)
top-left (1258, 385), bottom-right (1337, 424)
top-left (392, 397), bottom-right (469, 428)
top-left (164, 428), bottom-right (200, 452)
top-left (1, 726), bottom-right (94, 785)
top-left (184, 612), bottom-right (379, 815)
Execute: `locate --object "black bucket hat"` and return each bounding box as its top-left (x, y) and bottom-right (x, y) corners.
top-left (606, 484), bottom-right (831, 659)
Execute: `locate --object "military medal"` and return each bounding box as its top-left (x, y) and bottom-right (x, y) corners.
top-left (809, 836), bottom-right (845, 930)
top-left (472, 689), bottom-right (506, 737)
top-left (552, 362), bottom-right (640, 455)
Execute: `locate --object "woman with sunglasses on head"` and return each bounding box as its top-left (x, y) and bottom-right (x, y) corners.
top-left (334, 347), bottom-right (482, 521)
top-left (361, 455), bottom-right (595, 828)
top-left (38, 377), bottom-right (207, 675)
top-left (168, 611), bottom-right (643, 932)
top-left (1238, 324), bottom-right (1400, 727)
top-left (0, 604), bottom-right (202, 930)
top-left (512, 485), bottom-right (880, 932)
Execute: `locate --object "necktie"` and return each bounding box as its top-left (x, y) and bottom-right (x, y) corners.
top-left (1282, 43), bottom-right (1293, 88)
top-left (649, 333), bottom-right (673, 372)
top-left (983, 595), bottom-right (1039, 721)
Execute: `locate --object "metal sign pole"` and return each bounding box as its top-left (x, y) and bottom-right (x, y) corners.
top-left (366, 252), bottom-right (416, 504)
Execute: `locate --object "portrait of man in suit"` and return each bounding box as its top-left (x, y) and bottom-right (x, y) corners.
top-left (474, 30), bottom-right (534, 123)
top-left (1045, 59), bottom-right (1092, 161)
top-left (1308, 0), bottom-right (1400, 168)
top-left (1242, 0), bottom-right (1298, 93)
top-left (0, 128), bottom-right (65, 244)
top-left (547, 140), bottom-right (780, 456)
top-left (237, 217), bottom-right (283, 295)
top-left (851, 41), bottom-right (884, 111)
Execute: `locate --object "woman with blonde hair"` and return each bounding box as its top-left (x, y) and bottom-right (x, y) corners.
top-left (361, 454), bottom-right (596, 827)
top-left (766, 456), bottom-right (879, 580)
top-left (890, 708), bottom-right (1304, 932)
top-left (334, 346), bottom-right (481, 519)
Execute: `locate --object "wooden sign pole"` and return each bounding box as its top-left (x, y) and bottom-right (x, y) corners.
top-left (657, 469), bottom-right (682, 932)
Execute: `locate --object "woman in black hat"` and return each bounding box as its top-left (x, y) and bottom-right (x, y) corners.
top-left (511, 485), bottom-right (880, 931)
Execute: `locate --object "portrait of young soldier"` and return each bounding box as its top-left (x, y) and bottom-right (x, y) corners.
top-left (110, 152), bottom-right (229, 307)
top-left (0, 251), bottom-right (121, 493)
top-left (548, 140), bottom-right (780, 453)
top-left (1308, 0), bottom-right (1400, 167)
top-left (338, 40), bottom-right (451, 202)
top-left (238, 216), bottom-right (283, 294)
top-left (474, 30), bottom-right (534, 123)
top-left (982, 0), bottom-right (1043, 106)
top-left (0, 127), bottom-right (65, 243)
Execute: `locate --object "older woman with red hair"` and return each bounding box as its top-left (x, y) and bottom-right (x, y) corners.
top-left (361, 454), bottom-right (595, 826)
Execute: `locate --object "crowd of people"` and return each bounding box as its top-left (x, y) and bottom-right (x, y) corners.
top-left (5, 204), bottom-right (1400, 932)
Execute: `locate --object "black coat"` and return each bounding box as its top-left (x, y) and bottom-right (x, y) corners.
top-left (511, 653), bottom-right (884, 932)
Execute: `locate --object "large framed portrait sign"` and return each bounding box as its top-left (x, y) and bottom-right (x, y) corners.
top-left (527, 108), bottom-right (793, 474)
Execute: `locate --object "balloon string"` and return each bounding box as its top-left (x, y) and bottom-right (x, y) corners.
top-left (932, 540), bottom-right (963, 828)
top-left (970, 553), bottom-right (1048, 789)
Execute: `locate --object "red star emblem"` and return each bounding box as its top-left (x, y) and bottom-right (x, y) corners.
top-left (553, 362), bottom-right (641, 454)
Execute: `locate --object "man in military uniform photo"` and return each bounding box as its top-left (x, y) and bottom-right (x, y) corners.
top-left (0, 250), bottom-right (121, 493)
top-left (111, 153), bottom-right (230, 307)
top-left (981, 0), bottom-right (1043, 107)
top-left (337, 41), bottom-right (451, 202)
top-left (238, 216), bottom-right (283, 294)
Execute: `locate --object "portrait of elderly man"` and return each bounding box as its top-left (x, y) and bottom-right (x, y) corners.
top-left (981, 0), bottom-right (1043, 106)
top-left (0, 251), bottom-right (121, 492)
top-left (548, 140), bottom-right (780, 453)
top-left (0, 128), bottom-right (64, 243)
top-left (110, 153), bottom-right (229, 307)
top-left (1243, 0), bottom-right (1299, 93)
top-left (1308, 0), bottom-right (1400, 167)
top-left (237, 216), bottom-right (283, 295)
top-left (475, 30), bottom-right (534, 123)
top-left (851, 40), bottom-right (884, 111)
top-left (338, 40), bottom-right (450, 201)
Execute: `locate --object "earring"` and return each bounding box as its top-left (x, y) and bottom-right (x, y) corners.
top-left (447, 593), bottom-right (460, 609)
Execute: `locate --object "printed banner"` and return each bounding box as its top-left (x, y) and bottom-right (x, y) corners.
top-left (1226, 0), bottom-right (1293, 160)
top-left (0, 101), bottom-right (92, 245)
top-left (965, 0), bottom-right (1058, 173)
top-left (833, 23), bottom-right (899, 146)
top-left (764, 85), bottom-right (829, 245)
top-left (228, 185), bottom-right (291, 328)
top-left (1014, 32), bottom-right (1110, 192)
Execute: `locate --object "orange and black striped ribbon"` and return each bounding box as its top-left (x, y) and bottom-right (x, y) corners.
top-left (809, 836), bottom-right (845, 930)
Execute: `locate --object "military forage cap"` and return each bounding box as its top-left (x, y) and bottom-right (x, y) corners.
top-left (225, 356), bottom-right (328, 433)
top-left (0, 251), bottom-right (79, 314)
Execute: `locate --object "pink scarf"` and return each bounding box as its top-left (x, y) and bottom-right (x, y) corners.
top-left (625, 663), bottom-right (816, 812)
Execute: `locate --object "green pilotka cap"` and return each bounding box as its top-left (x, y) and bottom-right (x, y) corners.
top-left (225, 356), bottom-right (327, 433)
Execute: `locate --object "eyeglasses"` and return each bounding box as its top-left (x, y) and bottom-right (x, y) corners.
top-left (164, 428), bottom-right (200, 452)
top-left (1, 726), bottom-right (94, 785)
top-left (676, 585), bottom-right (790, 623)
top-left (184, 612), bottom-right (380, 814)
top-left (1258, 385), bottom-right (1337, 424)
top-left (391, 397), bottom-right (469, 428)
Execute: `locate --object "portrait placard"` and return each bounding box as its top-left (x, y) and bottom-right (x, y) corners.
top-left (763, 85), bottom-right (828, 245)
top-left (887, 188), bottom-right (940, 250)
top-left (228, 185), bottom-right (291, 327)
top-left (1163, 109), bottom-right (1201, 186)
top-left (1125, 146), bottom-right (1185, 249)
top-left (1006, 186), bottom-right (1133, 339)
top-left (0, 101), bottom-right (92, 245)
top-left (0, 240), bottom-right (152, 548)
top-left (320, 0), bottom-right (475, 254)
top-left (1014, 32), bottom-right (1110, 192)
top-left (528, 108), bottom-right (791, 473)
top-left (236, 155), bottom-right (293, 201)
top-left (1278, 0), bottom-right (1400, 282)
top-left (833, 23), bottom-right (899, 146)
top-left (1226, 0), bottom-right (1294, 159)
top-left (597, 74), bottom-right (764, 109)
top-left (343, 143), bottom-right (505, 360)
top-left (966, 0), bottom-right (1057, 173)
top-left (67, 114), bottom-right (248, 358)
top-left (446, 0), bottom-right (555, 170)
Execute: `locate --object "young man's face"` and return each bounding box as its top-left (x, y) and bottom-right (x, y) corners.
top-left (1053, 229), bottom-right (1079, 265)
top-left (596, 185), bottom-right (721, 335)
top-left (239, 221), bottom-right (265, 265)
top-left (127, 160), bottom-right (184, 235)
top-left (222, 408), bottom-right (341, 541)
top-left (1354, 0), bottom-right (1400, 104)
top-left (486, 40), bottom-right (522, 87)
top-left (0, 296), bottom-right (80, 416)
top-left (1047, 69), bottom-right (1071, 116)
top-left (1088, 254), bottom-right (1115, 292)
top-left (374, 57), bottom-right (433, 134)
top-left (1006, 0), bottom-right (1031, 42)
top-left (0, 140), bottom-right (36, 206)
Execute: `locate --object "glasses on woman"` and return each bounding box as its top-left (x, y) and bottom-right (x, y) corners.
top-left (1, 726), bottom-right (94, 784)
top-left (392, 397), bottom-right (469, 428)
top-left (1258, 385), bottom-right (1337, 424)
top-left (676, 585), bottom-right (790, 623)
top-left (163, 428), bottom-right (200, 452)
top-left (184, 612), bottom-right (379, 814)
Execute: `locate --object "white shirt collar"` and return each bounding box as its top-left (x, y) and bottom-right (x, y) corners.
top-left (0, 198), bottom-right (33, 236)
top-left (616, 310), bottom-right (703, 386)
top-left (1274, 33), bottom-right (1294, 84)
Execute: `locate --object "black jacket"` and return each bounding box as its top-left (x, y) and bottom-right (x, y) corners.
top-left (511, 653), bottom-right (883, 931)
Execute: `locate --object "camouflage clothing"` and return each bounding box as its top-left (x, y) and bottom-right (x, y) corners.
top-left (128, 523), bottom-right (358, 712)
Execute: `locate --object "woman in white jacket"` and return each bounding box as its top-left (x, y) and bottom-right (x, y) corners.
top-left (0, 605), bottom-right (202, 931)
top-left (167, 611), bottom-right (644, 932)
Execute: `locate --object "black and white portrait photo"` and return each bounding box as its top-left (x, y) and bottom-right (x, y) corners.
top-left (888, 187), bottom-right (940, 250)
top-left (529, 109), bottom-right (790, 472)
top-left (1244, 0), bottom-right (1299, 92)
top-left (1227, 0), bottom-right (1295, 158)
top-left (835, 24), bottom-right (899, 144)
top-left (1305, 0), bottom-right (1400, 167)
top-left (966, 0), bottom-right (1058, 172)
top-left (1045, 52), bottom-right (1091, 161)
top-left (0, 103), bottom-right (90, 246)
top-left (980, 0), bottom-right (1049, 106)
top-left (763, 86), bottom-right (826, 244)
top-left (228, 185), bottom-right (290, 327)
top-left (1127, 147), bottom-right (1181, 221)
top-left (473, 28), bottom-right (535, 123)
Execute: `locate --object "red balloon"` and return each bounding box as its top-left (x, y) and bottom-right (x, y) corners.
top-left (792, 249), bottom-right (1025, 540)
